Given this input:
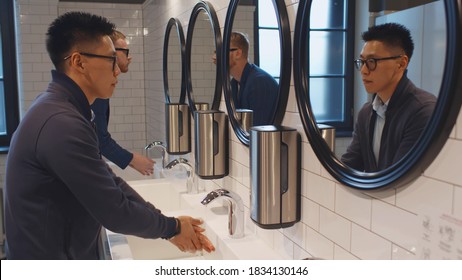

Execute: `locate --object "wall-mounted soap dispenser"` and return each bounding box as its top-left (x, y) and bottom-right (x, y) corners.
top-left (194, 102), bottom-right (209, 111)
top-left (250, 125), bottom-right (301, 229)
top-left (318, 124), bottom-right (335, 153)
top-left (194, 110), bottom-right (229, 179)
top-left (165, 103), bottom-right (190, 154)
top-left (236, 109), bottom-right (253, 132)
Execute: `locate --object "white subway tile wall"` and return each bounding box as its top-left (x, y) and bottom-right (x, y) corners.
top-left (0, 0), bottom-right (460, 260)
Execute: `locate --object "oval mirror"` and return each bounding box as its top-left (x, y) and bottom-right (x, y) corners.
top-left (185, 1), bottom-right (222, 115)
top-left (294, 0), bottom-right (462, 189)
top-left (163, 18), bottom-right (186, 104)
top-left (222, 0), bottom-right (291, 145)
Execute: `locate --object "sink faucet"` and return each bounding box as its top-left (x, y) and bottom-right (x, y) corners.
top-left (201, 189), bottom-right (244, 238)
top-left (165, 158), bottom-right (197, 194)
top-left (145, 141), bottom-right (168, 169)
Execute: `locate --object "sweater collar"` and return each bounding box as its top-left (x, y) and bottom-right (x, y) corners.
top-left (50, 70), bottom-right (93, 122)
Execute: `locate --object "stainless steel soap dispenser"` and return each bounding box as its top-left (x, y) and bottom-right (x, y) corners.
top-left (250, 125), bottom-right (301, 229)
top-left (165, 103), bottom-right (191, 154)
top-left (194, 110), bottom-right (229, 179)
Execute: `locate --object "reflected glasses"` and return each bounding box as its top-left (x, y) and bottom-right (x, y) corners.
top-left (354, 55), bottom-right (403, 71)
top-left (115, 47), bottom-right (130, 57)
top-left (64, 52), bottom-right (117, 71)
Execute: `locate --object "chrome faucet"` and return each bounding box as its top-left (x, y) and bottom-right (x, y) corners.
top-left (165, 158), bottom-right (197, 194)
top-left (145, 141), bottom-right (168, 169)
top-left (201, 189), bottom-right (244, 238)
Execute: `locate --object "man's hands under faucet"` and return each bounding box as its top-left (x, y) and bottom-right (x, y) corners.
top-left (129, 152), bottom-right (155, 175)
top-left (169, 216), bottom-right (216, 253)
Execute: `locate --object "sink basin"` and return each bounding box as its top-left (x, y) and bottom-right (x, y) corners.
top-left (105, 178), bottom-right (286, 260)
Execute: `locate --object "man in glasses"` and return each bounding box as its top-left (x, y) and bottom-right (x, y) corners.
top-left (4, 11), bottom-right (214, 259)
top-left (91, 30), bottom-right (155, 176)
top-left (229, 31), bottom-right (279, 125)
top-left (341, 23), bottom-right (436, 172)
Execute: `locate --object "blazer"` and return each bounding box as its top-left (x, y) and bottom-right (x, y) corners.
top-left (341, 74), bottom-right (437, 172)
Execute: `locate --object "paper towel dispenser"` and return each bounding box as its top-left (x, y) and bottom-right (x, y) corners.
top-left (250, 125), bottom-right (301, 229)
top-left (194, 110), bottom-right (229, 179)
top-left (165, 103), bottom-right (190, 154)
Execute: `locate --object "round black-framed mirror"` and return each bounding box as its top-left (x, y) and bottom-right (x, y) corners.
top-left (185, 1), bottom-right (222, 115)
top-left (294, 0), bottom-right (462, 189)
top-left (222, 0), bottom-right (291, 146)
top-left (163, 17), bottom-right (186, 104)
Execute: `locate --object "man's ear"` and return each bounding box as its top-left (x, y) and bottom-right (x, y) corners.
top-left (399, 55), bottom-right (409, 70)
top-left (70, 53), bottom-right (86, 73)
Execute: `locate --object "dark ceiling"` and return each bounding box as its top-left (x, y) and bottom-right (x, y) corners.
top-left (59, 0), bottom-right (145, 4)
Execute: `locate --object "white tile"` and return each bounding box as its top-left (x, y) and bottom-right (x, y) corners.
top-left (363, 186), bottom-right (396, 205)
top-left (371, 200), bottom-right (419, 252)
top-left (282, 222), bottom-right (305, 248)
top-left (256, 226), bottom-right (275, 250)
top-left (302, 142), bottom-right (321, 174)
top-left (304, 226), bottom-right (334, 260)
top-left (392, 244), bottom-right (417, 260)
top-left (351, 224), bottom-right (392, 260)
top-left (301, 196), bottom-right (320, 230)
top-left (301, 169), bottom-right (309, 197)
top-left (293, 243), bottom-right (313, 260)
top-left (396, 176), bottom-right (454, 214)
top-left (425, 139), bottom-right (462, 186)
top-left (335, 184), bottom-right (372, 229)
top-left (454, 186), bottom-right (462, 216)
top-left (319, 207), bottom-right (351, 250)
top-left (306, 172), bottom-right (336, 210)
top-left (455, 111), bottom-right (462, 140)
top-left (274, 230), bottom-right (294, 260)
top-left (334, 245), bottom-right (359, 260)
top-left (286, 1), bottom-right (298, 33)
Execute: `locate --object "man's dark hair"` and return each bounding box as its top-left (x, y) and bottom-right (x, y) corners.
top-left (46, 11), bottom-right (115, 71)
top-left (362, 23), bottom-right (414, 61)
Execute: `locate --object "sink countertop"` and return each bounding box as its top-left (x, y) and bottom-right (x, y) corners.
top-left (105, 178), bottom-right (286, 260)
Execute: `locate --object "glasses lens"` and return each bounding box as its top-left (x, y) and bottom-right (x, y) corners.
top-left (116, 48), bottom-right (129, 57)
top-left (366, 59), bottom-right (376, 71)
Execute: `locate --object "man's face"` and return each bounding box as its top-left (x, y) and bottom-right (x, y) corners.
top-left (83, 35), bottom-right (120, 101)
top-left (228, 44), bottom-right (240, 72)
top-left (114, 38), bottom-right (131, 73)
top-left (359, 40), bottom-right (405, 98)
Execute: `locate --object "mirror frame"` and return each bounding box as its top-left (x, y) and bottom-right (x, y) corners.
top-left (185, 1), bottom-right (222, 115)
top-left (222, 0), bottom-right (292, 146)
top-left (293, 0), bottom-right (462, 189)
top-left (163, 17), bottom-right (186, 104)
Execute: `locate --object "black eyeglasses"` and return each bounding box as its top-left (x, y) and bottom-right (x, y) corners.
top-left (354, 55), bottom-right (403, 71)
top-left (115, 47), bottom-right (129, 57)
top-left (64, 52), bottom-right (117, 71)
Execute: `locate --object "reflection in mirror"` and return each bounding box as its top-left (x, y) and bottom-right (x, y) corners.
top-left (229, 31), bottom-right (279, 126)
top-left (185, 2), bottom-right (222, 115)
top-left (190, 10), bottom-right (217, 109)
top-left (163, 18), bottom-right (186, 104)
top-left (310, 0), bottom-right (445, 170)
top-left (223, 0), bottom-right (291, 145)
top-left (294, 0), bottom-right (462, 189)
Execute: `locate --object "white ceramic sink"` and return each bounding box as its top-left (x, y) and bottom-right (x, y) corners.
top-left (107, 161), bottom-right (163, 181)
top-left (105, 178), bottom-right (285, 260)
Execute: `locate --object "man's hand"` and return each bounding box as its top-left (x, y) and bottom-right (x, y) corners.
top-left (169, 216), bottom-right (215, 253)
top-left (129, 152), bottom-right (155, 175)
